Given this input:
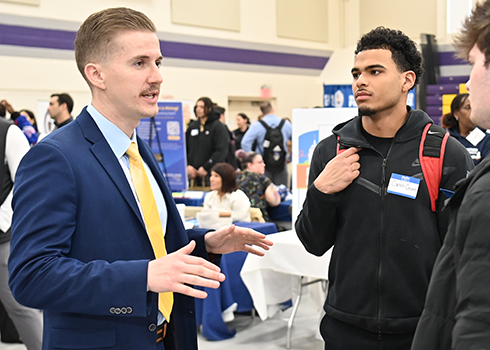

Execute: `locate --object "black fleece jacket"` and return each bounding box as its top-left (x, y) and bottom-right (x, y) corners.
top-left (186, 110), bottom-right (230, 172)
top-left (295, 107), bottom-right (473, 334)
top-left (412, 156), bottom-right (490, 350)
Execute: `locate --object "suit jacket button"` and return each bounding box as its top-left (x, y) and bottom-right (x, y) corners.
top-left (115, 308), bottom-right (121, 314)
top-left (121, 307), bottom-right (127, 314)
top-left (148, 323), bottom-right (157, 332)
top-left (127, 307), bottom-right (133, 314)
top-left (110, 307), bottom-right (116, 314)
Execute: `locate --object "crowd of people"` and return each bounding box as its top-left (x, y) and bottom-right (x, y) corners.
top-left (184, 96), bottom-right (292, 225)
top-left (2, 2), bottom-right (490, 349)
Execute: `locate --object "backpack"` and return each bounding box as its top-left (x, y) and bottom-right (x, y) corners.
top-left (336, 123), bottom-right (449, 212)
top-left (259, 119), bottom-right (286, 173)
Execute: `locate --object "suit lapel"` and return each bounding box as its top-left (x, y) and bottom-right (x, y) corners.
top-left (77, 110), bottom-right (145, 228)
top-left (77, 110), bottom-right (184, 251)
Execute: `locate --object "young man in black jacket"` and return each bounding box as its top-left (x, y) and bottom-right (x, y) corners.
top-left (412, 1), bottom-right (490, 349)
top-left (295, 27), bottom-right (473, 349)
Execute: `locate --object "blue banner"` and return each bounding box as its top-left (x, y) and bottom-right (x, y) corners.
top-left (137, 102), bottom-right (187, 191)
top-left (323, 84), bottom-right (416, 109)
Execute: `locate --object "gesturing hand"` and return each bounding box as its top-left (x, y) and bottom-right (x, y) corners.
top-left (147, 240), bottom-right (225, 299)
top-left (205, 225), bottom-right (273, 256)
top-left (314, 147), bottom-right (361, 194)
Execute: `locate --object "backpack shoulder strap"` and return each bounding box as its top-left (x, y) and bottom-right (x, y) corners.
top-left (277, 119), bottom-right (286, 130)
top-left (336, 135), bottom-right (347, 155)
top-left (258, 119), bottom-right (270, 130)
top-left (419, 123), bottom-right (450, 212)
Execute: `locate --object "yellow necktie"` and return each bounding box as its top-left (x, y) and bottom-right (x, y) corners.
top-left (126, 142), bottom-right (173, 321)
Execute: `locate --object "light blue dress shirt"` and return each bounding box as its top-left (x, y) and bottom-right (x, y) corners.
top-left (87, 104), bottom-right (168, 234)
top-left (241, 114), bottom-right (292, 157)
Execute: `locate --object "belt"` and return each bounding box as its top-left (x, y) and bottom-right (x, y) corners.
top-left (156, 322), bottom-right (167, 343)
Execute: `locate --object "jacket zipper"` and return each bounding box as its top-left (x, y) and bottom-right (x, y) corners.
top-left (377, 141), bottom-right (394, 337)
top-left (340, 138), bottom-right (394, 335)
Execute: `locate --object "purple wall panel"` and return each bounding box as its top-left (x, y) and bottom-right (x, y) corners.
top-left (0, 24), bottom-right (328, 70)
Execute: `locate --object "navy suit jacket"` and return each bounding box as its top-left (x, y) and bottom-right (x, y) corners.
top-left (9, 108), bottom-right (214, 350)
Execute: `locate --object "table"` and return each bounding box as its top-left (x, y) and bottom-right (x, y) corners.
top-left (267, 199), bottom-right (292, 222)
top-left (240, 230), bottom-right (331, 348)
top-left (172, 191), bottom-right (205, 207)
top-left (173, 191), bottom-right (292, 224)
top-left (195, 221), bottom-right (278, 341)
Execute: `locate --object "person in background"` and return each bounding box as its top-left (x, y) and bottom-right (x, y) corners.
top-left (19, 109), bottom-right (47, 142)
top-left (295, 27), bottom-right (473, 349)
top-left (216, 104), bottom-right (226, 124)
top-left (203, 162), bottom-right (251, 222)
top-left (0, 101), bottom-right (40, 343)
top-left (411, 1), bottom-right (490, 348)
top-left (241, 102), bottom-right (292, 187)
top-left (0, 116), bottom-right (43, 350)
top-left (19, 109), bottom-right (38, 132)
top-left (0, 100), bottom-right (38, 145)
top-left (232, 113), bottom-right (250, 151)
top-left (236, 150), bottom-right (280, 221)
top-left (0, 300), bottom-right (21, 344)
top-left (186, 97), bottom-right (230, 186)
top-left (47, 93), bottom-right (74, 130)
top-left (8, 8), bottom-right (272, 350)
top-left (215, 105), bottom-right (238, 169)
top-left (441, 93), bottom-right (490, 165)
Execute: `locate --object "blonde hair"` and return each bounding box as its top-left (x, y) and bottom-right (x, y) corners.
top-left (453, 0), bottom-right (490, 66)
top-left (74, 7), bottom-right (156, 83)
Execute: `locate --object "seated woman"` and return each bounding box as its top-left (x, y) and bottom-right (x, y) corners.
top-left (442, 93), bottom-right (490, 165)
top-left (203, 162), bottom-right (251, 222)
top-left (236, 150), bottom-right (280, 221)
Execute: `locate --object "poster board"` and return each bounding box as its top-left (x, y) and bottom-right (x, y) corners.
top-left (137, 101), bottom-right (187, 191)
top-left (323, 84), bottom-right (416, 109)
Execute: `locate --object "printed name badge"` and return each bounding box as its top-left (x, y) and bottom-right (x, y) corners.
top-left (387, 173), bottom-right (420, 199)
top-left (466, 127), bottom-right (486, 146)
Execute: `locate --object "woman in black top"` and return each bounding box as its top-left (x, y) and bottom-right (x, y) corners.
top-left (232, 113), bottom-right (250, 151)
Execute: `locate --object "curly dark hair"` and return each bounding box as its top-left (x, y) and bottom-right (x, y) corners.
top-left (355, 27), bottom-right (424, 89)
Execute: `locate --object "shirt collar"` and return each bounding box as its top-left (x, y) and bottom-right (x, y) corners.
top-left (87, 103), bottom-right (137, 158)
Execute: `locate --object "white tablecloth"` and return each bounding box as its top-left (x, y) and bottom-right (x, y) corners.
top-left (240, 230), bottom-right (332, 321)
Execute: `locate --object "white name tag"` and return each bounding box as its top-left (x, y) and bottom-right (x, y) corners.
top-left (190, 129), bottom-right (199, 136)
top-left (466, 127), bottom-right (486, 146)
top-left (387, 173), bottom-right (420, 199)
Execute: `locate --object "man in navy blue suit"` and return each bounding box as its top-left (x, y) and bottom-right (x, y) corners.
top-left (8, 7), bottom-right (272, 350)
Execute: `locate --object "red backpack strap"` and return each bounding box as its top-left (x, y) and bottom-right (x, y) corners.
top-left (419, 123), bottom-right (450, 212)
top-left (336, 135), bottom-right (346, 155)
